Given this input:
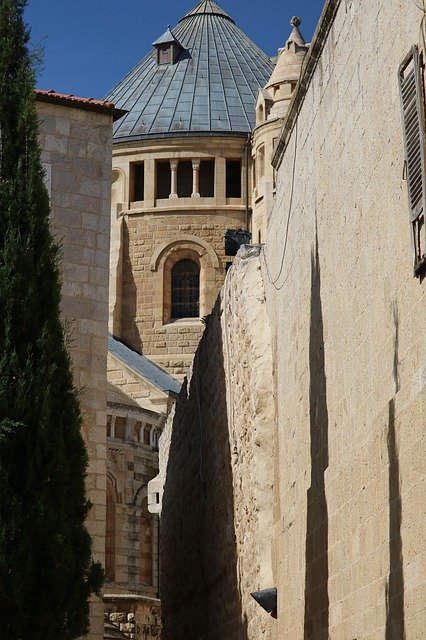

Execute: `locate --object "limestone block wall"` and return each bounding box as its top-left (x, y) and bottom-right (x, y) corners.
top-left (109, 135), bottom-right (250, 378)
top-left (160, 249), bottom-right (275, 640)
top-left (263, 0), bottom-right (425, 637)
top-left (120, 210), bottom-right (245, 377)
top-left (37, 99), bottom-right (113, 639)
top-left (106, 431), bottom-right (160, 597)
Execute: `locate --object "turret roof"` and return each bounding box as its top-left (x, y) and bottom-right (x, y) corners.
top-left (106, 1), bottom-right (274, 141)
top-left (265, 17), bottom-right (309, 89)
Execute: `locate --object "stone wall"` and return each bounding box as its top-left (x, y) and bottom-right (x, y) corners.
top-left (160, 248), bottom-right (275, 640)
top-left (38, 99), bottom-right (113, 639)
top-left (104, 597), bottom-right (161, 640)
top-left (264, 0), bottom-right (425, 637)
top-left (159, 1), bottom-right (425, 639)
top-left (110, 135), bottom-right (250, 378)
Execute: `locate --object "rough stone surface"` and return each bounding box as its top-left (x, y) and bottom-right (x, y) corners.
top-left (160, 252), bottom-right (275, 639)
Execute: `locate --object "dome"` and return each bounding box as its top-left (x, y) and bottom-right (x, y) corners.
top-left (106, 1), bottom-right (274, 142)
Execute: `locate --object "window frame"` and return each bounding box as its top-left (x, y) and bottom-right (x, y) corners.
top-left (399, 45), bottom-right (426, 276)
top-left (171, 258), bottom-right (200, 320)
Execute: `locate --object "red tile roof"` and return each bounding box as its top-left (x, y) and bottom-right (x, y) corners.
top-left (35, 89), bottom-right (126, 121)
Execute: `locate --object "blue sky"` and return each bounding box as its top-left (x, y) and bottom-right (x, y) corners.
top-left (25, 0), bottom-right (325, 99)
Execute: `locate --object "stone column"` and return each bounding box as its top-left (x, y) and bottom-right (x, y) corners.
top-left (169, 160), bottom-right (178, 198)
top-left (192, 159), bottom-right (200, 197)
top-left (110, 415), bottom-right (117, 439)
top-left (216, 156), bottom-right (226, 205)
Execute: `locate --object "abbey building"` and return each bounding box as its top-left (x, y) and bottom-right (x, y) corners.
top-left (36, 0), bottom-right (425, 638)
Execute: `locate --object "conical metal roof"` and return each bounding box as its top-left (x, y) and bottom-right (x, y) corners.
top-left (106, 1), bottom-right (274, 141)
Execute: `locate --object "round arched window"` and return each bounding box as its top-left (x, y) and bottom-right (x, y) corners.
top-left (171, 259), bottom-right (200, 319)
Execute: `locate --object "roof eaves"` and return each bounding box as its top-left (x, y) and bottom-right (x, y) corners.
top-left (35, 89), bottom-right (127, 122)
top-left (108, 335), bottom-right (181, 397)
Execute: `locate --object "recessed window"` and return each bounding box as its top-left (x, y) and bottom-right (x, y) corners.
top-left (171, 259), bottom-right (200, 319)
top-left (200, 160), bottom-right (215, 197)
top-left (156, 161), bottom-right (171, 199)
top-left (177, 160), bottom-right (193, 198)
top-left (131, 163), bottom-right (145, 202)
top-left (226, 159), bottom-right (242, 198)
top-left (258, 145), bottom-right (265, 179)
top-left (114, 416), bottom-right (126, 440)
top-left (143, 425), bottom-right (151, 446)
top-left (106, 415), bottom-right (112, 438)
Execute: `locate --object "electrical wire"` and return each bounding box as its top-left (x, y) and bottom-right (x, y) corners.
top-left (262, 118), bottom-right (299, 290)
top-left (412, 0), bottom-right (425, 11)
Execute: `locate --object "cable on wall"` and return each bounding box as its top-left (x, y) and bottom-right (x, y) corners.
top-left (262, 118), bottom-right (299, 291)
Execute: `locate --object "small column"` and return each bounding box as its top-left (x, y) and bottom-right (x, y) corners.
top-left (110, 415), bottom-right (116, 439)
top-left (192, 159), bottom-right (200, 197)
top-left (169, 159), bottom-right (178, 198)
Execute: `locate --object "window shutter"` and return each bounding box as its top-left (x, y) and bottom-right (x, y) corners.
top-left (399, 46), bottom-right (426, 276)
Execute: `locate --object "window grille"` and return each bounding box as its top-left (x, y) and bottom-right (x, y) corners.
top-left (171, 259), bottom-right (200, 319)
top-left (399, 46), bottom-right (426, 276)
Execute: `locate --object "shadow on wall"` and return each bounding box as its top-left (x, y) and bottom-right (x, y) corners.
top-left (161, 300), bottom-right (249, 640)
top-left (121, 219), bottom-right (142, 352)
top-left (385, 302), bottom-right (406, 640)
top-left (304, 231), bottom-right (330, 640)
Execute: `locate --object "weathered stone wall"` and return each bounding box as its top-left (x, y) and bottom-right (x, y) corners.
top-left (38, 100), bottom-right (113, 639)
top-left (161, 249), bottom-right (275, 640)
top-left (263, 0), bottom-right (425, 637)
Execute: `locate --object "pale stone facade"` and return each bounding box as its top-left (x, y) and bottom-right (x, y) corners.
top-left (157, 0), bottom-right (426, 638)
top-left (37, 92), bottom-right (117, 640)
top-left (265, 1), bottom-right (425, 636)
top-left (252, 18), bottom-right (309, 243)
top-left (160, 249), bottom-right (275, 639)
top-left (109, 136), bottom-right (249, 377)
top-left (103, 336), bottom-right (180, 640)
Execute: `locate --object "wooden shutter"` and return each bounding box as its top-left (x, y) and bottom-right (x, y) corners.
top-left (399, 46), bottom-right (426, 276)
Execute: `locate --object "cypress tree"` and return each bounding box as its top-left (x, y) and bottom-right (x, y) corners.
top-left (0, 1), bottom-right (104, 638)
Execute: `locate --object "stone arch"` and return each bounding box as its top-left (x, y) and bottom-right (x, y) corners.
top-left (107, 471), bottom-right (122, 504)
top-left (133, 483), bottom-right (149, 510)
top-left (150, 236), bottom-right (221, 324)
top-left (150, 235), bottom-right (220, 272)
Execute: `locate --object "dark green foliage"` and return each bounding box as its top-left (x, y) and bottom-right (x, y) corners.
top-left (0, 1), bottom-right (104, 638)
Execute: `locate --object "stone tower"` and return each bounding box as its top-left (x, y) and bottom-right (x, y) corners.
top-left (106, 0), bottom-right (273, 377)
top-left (251, 17), bottom-right (309, 243)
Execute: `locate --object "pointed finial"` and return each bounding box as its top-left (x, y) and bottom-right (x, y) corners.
top-left (290, 16), bottom-right (301, 27)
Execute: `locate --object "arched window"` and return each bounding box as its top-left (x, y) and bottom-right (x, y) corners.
top-left (171, 259), bottom-right (200, 319)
